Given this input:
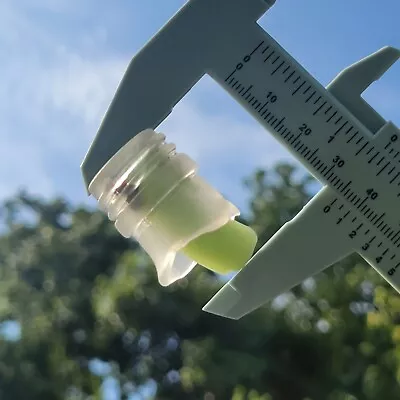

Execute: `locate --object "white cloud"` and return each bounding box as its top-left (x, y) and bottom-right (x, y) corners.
top-left (0, 141), bottom-right (54, 199)
top-left (38, 53), bottom-right (128, 130)
top-left (0, 0), bottom-right (295, 208)
top-left (0, 1), bottom-right (129, 200)
top-left (0, 52), bottom-right (128, 200)
top-left (11, 0), bottom-right (73, 13)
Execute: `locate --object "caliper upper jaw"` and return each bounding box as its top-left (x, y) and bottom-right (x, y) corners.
top-left (327, 46), bottom-right (400, 135)
top-left (80, 0), bottom-right (276, 193)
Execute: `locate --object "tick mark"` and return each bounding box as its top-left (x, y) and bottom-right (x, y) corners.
top-left (327, 111), bottom-right (338, 122)
top-left (346, 131), bottom-right (359, 143)
top-left (293, 81), bottom-right (306, 95)
top-left (285, 71), bottom-right (295, 83)
top-left (271, 61), bottom-right (285, 75)
top-left (250, 40), bottom-right (265, 55)
top-left (313, 101), bottom-right (327, 115)
top-left (390, 172), bottom-right (400, 183)
top-left (345, 126), bottom-right (354, 135)
top-left (262, 46), bottom-right (270, 54)
top-left (306, 91), bottom-right (316, 103)
top-left (264, 51), bottom-right (275, 62)
top-left (314, 95), bottom-right (322, 104)
top-left (376, 162), bottom-right (390, 176)
top-left (355, 142), bottom-right (368, 156)
top-left (272, 55), bottom-right (280, 64)
top-left (368, 151), bottom-right (380, 164)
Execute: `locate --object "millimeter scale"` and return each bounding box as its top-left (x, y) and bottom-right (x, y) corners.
top-left (81, 0), bottom-right (400, 319)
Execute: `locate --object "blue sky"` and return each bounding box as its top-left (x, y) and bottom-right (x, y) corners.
top-left (0, 1), bottom-right (398, 397)
top-left (0, 0), bottom-right (399, 214)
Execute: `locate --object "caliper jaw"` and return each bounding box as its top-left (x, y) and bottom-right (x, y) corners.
top-left (203, 47), bottom-right (400, 320)
top-left (328, 46), bottom-right (400, 135)
top-left (80, 0), bottom-right (276, 192)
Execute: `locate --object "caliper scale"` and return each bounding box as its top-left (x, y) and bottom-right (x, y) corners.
top-left (81, 0), bottom-right (400, 319)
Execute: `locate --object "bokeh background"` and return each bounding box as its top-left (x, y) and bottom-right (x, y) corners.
top-left (0, 0), bottom-right (399, 399)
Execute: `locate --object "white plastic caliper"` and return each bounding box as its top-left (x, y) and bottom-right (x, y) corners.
top-left (81, 0), bottom-right (400, 319)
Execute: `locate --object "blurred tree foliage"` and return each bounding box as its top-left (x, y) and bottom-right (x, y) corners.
top-left (0, 162), bottom-right (400, 399)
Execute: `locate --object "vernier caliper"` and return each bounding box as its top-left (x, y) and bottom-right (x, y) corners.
top-left (81, 0), bottom-right (400, 319)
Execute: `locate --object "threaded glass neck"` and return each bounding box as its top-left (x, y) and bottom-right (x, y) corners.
top-left (88, 129), bottom-right (239, 286)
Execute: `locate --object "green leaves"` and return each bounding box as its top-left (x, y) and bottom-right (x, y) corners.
top-left (1, 165), bottom-right (400, 399)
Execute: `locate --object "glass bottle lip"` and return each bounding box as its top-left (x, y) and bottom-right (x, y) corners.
top-left (88, 129), bottom-right (239, 286)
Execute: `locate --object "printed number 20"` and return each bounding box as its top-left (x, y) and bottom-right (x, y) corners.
top-left (299, 123), bottom-right (312, 135)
